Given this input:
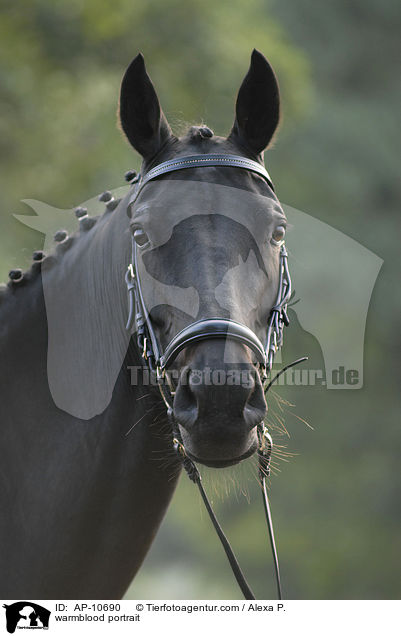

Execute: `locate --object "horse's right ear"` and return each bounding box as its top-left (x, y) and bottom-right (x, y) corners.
top-left (119, 53), bottom-right (173, 160)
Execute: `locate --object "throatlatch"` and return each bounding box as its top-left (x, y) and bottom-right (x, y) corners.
top-left (124, 154), bottom-right (308, 600)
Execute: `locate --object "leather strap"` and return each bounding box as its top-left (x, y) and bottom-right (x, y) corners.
top-left (159, 317), bottom-right (267, 370)
top-left (130, 153), bottom-right (274, 202)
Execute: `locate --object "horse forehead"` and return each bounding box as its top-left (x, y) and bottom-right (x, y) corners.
top-left (146, 214), bottom-right (263, 260)
top-left (140, 214), bottom-right (270, 307)
top-left (134, 178), bottom-right (280, 249)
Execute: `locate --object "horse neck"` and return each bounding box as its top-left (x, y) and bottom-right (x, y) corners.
top-left (0, 201), bottom-right (181, 598)
top-left (0, 197), bottom-right (162, 420)
top-left (1, 200), bottom-right (128, 332)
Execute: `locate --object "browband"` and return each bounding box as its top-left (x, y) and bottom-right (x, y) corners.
top-left (130, 153), bottom-right (274, 202)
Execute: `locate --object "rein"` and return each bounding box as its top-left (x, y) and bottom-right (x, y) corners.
top-left (124, 154), bottom-right (307, 600)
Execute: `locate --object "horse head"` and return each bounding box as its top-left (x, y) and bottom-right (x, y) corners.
top-left (120, 51), bottom-right (286, 468)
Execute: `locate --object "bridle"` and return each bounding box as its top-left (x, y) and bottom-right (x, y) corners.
top-left (125, 153), bottom-right (307, 600)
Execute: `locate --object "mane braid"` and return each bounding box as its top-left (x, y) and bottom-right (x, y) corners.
top-left (0, 185), bottom-right (123, 311)
top-left (188, 125), bottom-right (214, 140)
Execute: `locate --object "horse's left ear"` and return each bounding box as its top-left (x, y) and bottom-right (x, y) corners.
top-left (229, 49), bottom-right (280, 156)
top-left (119, 53), bottom-right (173, 160)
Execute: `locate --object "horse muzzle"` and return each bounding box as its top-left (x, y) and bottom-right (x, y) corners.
top-left (171, 340), bottom-right (267, 466)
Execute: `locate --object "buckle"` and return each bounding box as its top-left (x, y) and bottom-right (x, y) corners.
top-left (259, 426), bottom-right (273, 457)
top-left (173, 438), bottom-right (186, 457)
top-left (258, 424), bottom-right (273, 476)
top-left (142, 337), bottom-right (148, 360)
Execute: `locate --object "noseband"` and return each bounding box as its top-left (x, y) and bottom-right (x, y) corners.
top-left (125, 154), bottom-right (307, 600)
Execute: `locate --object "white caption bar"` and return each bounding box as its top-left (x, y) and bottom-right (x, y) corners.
top-left (1, 600), bottom-right (399, 636)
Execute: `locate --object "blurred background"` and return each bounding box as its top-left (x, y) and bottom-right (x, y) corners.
top-left (1, 0), bottom-right (399, 599)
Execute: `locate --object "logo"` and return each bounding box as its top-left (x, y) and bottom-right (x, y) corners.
top-left (2, 603), bottom-right (50, 633)
top-left (14, 183), bottom-right (382, 419)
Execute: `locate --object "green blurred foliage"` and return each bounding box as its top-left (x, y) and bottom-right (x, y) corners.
top-left (0, 0), bottom-right (399, 600)
top-left (0, 0), bottom-right (308, 273)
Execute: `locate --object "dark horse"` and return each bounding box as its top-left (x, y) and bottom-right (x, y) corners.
top-left (0, 50), bottom-right (287, 598)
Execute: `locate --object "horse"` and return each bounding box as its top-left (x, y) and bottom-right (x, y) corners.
top-left (0, 49), bottom-right (289, 599)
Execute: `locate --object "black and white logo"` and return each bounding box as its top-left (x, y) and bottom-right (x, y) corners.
top-left (2, 603), bottom-right (50, 633)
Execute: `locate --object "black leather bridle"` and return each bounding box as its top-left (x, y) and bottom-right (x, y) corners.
top-left (125, 154), bottom-right (307, 600)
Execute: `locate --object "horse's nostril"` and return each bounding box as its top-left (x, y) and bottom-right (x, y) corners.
top-left (173, 365), bottom-right (267, 432)
top-left (173, 370), bottom-right (199, 428)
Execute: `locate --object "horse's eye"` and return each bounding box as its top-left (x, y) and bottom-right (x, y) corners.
top-left (272, 225), bottom-right (286, 244)
top-left (133, 228), bottom-right (149, 247)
